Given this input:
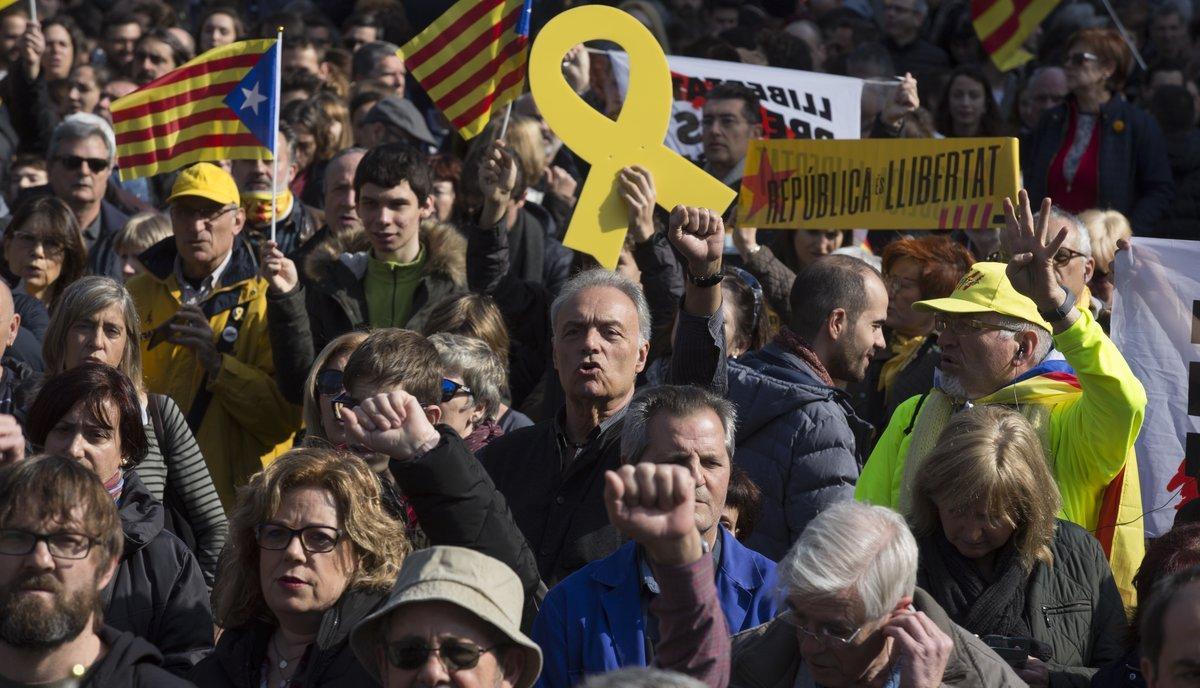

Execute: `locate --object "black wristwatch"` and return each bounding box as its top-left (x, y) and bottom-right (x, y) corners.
top-left (1038, 286), bottom-right (1077, 323)
top-left (685, 265), bottom-right (724, 288)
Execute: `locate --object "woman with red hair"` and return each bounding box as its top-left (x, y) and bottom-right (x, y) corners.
top-left (1025, 28), bottom-right (1173, 235)
top-left (867, 236), bottom-right (974, 428)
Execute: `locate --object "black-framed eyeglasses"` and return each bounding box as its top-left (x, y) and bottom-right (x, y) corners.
top-left (933, 314), bottom-right (1024, 336)
top-left (1065, 51), bottom-right (1099, 67)
top-left (780, 610), bottom-right (864, 647)
top-left (54, 154), bottom-right (109, 173)
top-left (384, 638), bottom-right (499, 671)
top-left (254, 524), bottom-right (343, 553)
top-left (316, 369), bottom-right (344, 397)
top-left (0, 529), bottom-right (95, 560)
top-left (170, 203), bottom-right (237, 227)
top-left (1053, 247), bottom-right (1088, 266)
top-left (440, 378), bottom-right (472, 402)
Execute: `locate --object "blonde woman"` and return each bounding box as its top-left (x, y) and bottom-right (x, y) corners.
top-left (1078, 208), bottom-right (1131, 324)
top-left (193, 448), bottom-right (409, 687)
top-left (113, 211), bottom-right (172, 282)
top-left (906, 406), bottom-right (1125, 688)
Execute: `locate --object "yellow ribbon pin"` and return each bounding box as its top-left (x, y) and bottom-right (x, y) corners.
top-left (529, 6), bottom-right (736, 269)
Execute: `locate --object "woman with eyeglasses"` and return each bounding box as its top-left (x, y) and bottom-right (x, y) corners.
top-left (192, 447), bottom-right (409, 688)
top-left (904, 406), bottom-right (1125, 688)
top-left (2, 196), bottom-right (87, 312)
top-left (1024, 27), bottom-right (1173, 234)
top-left (25, 362), bottom-right (214, 675)
top-left (43, 276), bottom-right (227, 586)
top-left (867, 236), bottom-right (974, 429)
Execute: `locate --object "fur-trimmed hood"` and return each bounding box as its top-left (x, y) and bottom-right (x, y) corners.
top-left (303, 220), bottom-right (466, 289)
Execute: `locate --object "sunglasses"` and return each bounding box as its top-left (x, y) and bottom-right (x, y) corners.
top-left (440, 378), bottom-right (472, 402)
top-left (727, 266), bottom-right (765, 336)
top-left (331, 391), bottom-right (358, 421)
top-left (385, 638), bottom-right (498, 671)
top-left (316, 369), bottom-right (344, 397)
top-left (55, 154), bottom-right (109, 173)
top-left (1065, 51), bottom-right (1099, 67)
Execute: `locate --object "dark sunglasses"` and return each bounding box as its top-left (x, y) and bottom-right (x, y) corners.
top-left (727, 266), bottom-right (765, 335)
top-left (440, 378), bottom-right (473, 402)
top-left (385, 638), bottom-right (498, 671)
top-left (1065, 51), bottom-right (1098, 67)
top-left (316, 369), bottom-right (344, 397)
top-left (331, 391), bottom-right (358, 421)
top-left (55, 155), bottom-right (109, 173)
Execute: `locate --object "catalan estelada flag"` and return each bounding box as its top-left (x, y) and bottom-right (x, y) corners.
top-left (971, 0), bottom-right (1060, 72)
top-left (111, 39), bottom-right (279, 180)
top-left (401, 0), bottom-right (533, 140)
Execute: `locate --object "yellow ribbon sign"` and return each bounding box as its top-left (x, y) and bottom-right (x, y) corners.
top-left (529, 6), bottom-right (736, 269)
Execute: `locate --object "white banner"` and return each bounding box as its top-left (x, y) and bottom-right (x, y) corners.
top-left (605, 52), bottom-right (864, 161)
top-left (1111, 238), bottom-right (1200, 537)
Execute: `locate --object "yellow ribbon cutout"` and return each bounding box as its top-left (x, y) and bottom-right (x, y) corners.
top-left (529, 6), bottom-right (736, 269)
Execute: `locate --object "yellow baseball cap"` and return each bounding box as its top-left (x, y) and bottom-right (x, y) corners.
top-left (912, 261), bottom-right (1052, 330)
top-left (165, 162), bottom-right (240, 207)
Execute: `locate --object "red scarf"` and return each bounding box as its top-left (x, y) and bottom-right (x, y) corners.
top-left (773, 327), bottom-right (834, 386)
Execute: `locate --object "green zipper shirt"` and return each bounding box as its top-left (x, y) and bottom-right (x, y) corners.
top-left (364, 248), bottom-right (426, 329)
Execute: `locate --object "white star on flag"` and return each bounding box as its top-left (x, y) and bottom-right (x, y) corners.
top-left (240, 82), bottom-right (267, 115)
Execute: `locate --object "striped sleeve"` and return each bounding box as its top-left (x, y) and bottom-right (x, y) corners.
top-left (159, 395), bottom-right (229, 587)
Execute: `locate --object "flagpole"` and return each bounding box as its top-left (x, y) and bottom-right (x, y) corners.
top-left (270, 27), bottom-right (283, 245)
top-left (28, 0), bottom-right (35, 24)
top-left (498, 101), bottom-right (514, 139)
top-left (1096, 0), bottom-right (1147, 71)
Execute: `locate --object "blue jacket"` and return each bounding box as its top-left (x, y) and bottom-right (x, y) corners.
top-left (531, 527), bottom-right (778, 688)
top-left (727, 343), bottom-right (872, 561)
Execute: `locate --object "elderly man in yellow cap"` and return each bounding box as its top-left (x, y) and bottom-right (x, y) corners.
top-left (127, 162), bottom-right (301, 508)
top-left (857, 190), bottom-right (1147, 606)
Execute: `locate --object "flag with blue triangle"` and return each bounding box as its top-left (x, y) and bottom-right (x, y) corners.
top-left (223, 41), bottom-right (279, 154)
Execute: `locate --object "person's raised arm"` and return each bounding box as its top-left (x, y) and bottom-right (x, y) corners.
top-left (343, 391), bottom-right (546, 629)
top-left (260, 240), bottom-right (314, 405)
top-left (665, 206), bottom-right (727, 393)
top-left (604, 463), bottom-right (730, 687)
top-left (620, 166), bottom-right (682, 358)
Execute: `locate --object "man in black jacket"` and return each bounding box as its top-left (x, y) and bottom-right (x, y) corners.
top-left (471, 142), bottom-right (729, 586)
top-left (231, 124), bottom-right (324, 258)
top-left (0, 456), bottom-right (191, 687)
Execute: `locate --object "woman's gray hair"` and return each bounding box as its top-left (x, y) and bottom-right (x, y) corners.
top-left (43, 276), bottom-right (143, 391)
top-left (427, 332), bottom-right (509, 418)
top-left (777, 501), bottom-right (918, 622)
top-left (50, 113), bottom-right (117, 166)
top-left (620, 385), bottom-right (736, 463)
top-left (550, 268), bottom-right (652, 345)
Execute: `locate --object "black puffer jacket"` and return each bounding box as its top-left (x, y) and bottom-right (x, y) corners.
top-left (189, 590), bottom-right (384, 687)
top-left (104, 471), bottom-right (214, 676)
top-left (83, 626), bottom-right (197, 687)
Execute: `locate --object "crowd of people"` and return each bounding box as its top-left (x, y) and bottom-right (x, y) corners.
top-left (0, 0), bottom-right (1193, 687)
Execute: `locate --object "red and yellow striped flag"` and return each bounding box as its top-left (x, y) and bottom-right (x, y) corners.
top-left (401, 0), bottom-right (531, 140)
top-left (972, 0), bottom-right (1060, 72)
top-left (111, 39), bottom-right (275, 180)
